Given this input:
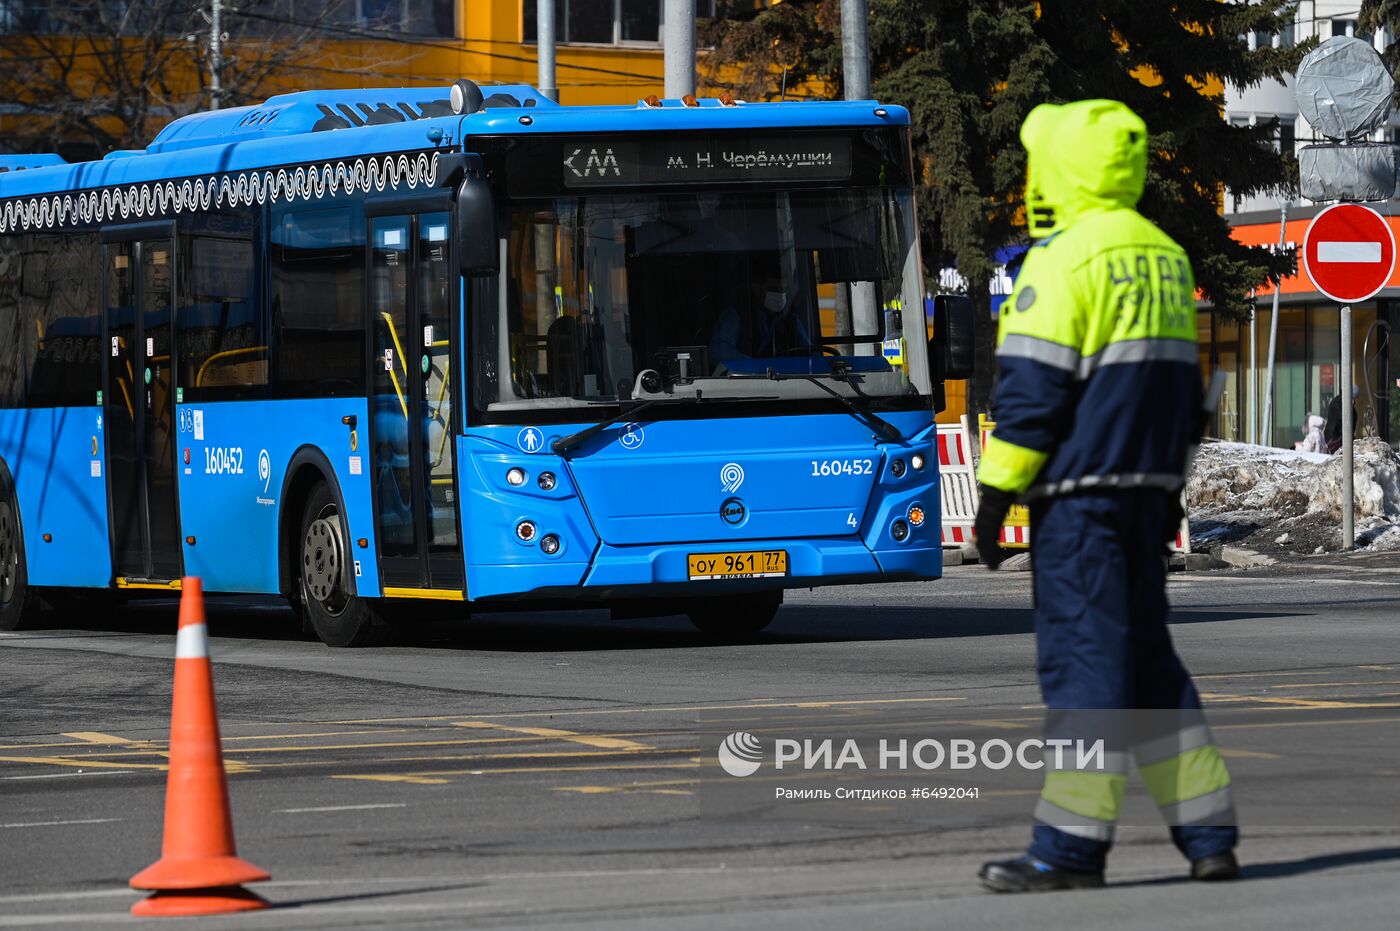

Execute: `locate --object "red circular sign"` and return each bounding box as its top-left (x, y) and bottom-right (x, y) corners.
top-left (1302, 203), bottom-right (1396, 304)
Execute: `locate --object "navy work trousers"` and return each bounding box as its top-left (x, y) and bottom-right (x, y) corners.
top-left (1025, 489), bottom-right (1238, 872)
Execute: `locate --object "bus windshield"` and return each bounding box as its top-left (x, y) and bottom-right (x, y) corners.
top-left (473, 185), bottom-right (930, 415)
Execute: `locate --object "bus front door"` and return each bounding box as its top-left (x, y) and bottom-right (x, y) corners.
top-left (103, 236), bottom-right (182, 583)
top-left (368, 211), bottom-right (463, 595)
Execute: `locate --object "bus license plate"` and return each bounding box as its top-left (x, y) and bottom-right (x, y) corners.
top-left (687, 550), bottom-right (788, 581)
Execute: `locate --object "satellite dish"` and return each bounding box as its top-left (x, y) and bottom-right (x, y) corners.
top-left (1295, 36), bottom-right (1394, 142)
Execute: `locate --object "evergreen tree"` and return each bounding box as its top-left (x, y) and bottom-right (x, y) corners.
top-left (1361, 1), bottom-right (1400, 76)
top-left (705, 1), bottom-right (1306, 412)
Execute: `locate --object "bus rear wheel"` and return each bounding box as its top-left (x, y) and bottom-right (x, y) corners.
top-left (298, 483), bottom-right (387, 647)
top-left (0, 490), bottom-right (38, 631)
top-left (686, 591), bottom-right (782, 637)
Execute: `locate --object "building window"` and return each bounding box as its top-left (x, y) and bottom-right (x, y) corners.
top-left (1277, 117), bottom-right (1295, 154)
top-left (524, 0), bottom-right (717, 46)
top-left (1331, 18), bottom-right (1372, 44)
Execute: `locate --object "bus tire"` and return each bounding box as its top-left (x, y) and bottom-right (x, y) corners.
top-left (686, 590), bottom-right (782, 637)
top-left (0, 486), bottom-right (39, 631)
top-left (298, 482), bottom-right (387, 647)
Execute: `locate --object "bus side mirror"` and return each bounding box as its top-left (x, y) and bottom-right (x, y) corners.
top-left (457, 158), bottom-right (498, 277)
top-left (930, 294), bottom-right (975, 381)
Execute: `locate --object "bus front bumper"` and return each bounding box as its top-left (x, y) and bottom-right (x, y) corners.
top-left (465, 537), bottom-right (941, 602)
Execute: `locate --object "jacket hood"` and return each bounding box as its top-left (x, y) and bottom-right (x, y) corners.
top-left (1021, 99), bottom-right (1148, 238)
top-left (1308, 415), bottom-right (1326, 430)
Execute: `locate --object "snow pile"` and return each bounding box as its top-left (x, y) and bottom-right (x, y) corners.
top-left (1188, 438), bottom-right (1400, 554)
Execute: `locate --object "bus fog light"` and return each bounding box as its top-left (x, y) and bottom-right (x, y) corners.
top-left (538, 471), bottom-right (557, 491)
top-left (891, 519), bottom-right (910, 542)
top-left (907, 505), bottom-right (926, 527)
top-left (516, 520), bottom-right (537, 542)
top-left (911, 453), bottom-right (925, 471)
top-left (540, 534), bottom-right (561, 555)
top-left (507, 467), bottom-right (527, 486)
top-left (891, 458), bottom-right (906, 478)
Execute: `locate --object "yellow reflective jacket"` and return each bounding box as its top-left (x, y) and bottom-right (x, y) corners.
top-left (978, 100), bottom-right (1202, 498)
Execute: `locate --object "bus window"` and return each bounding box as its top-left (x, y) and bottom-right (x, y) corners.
top-left (178, 237), bottom-right (264, 399)
top-left (20, 233), bottom-right (102, 409)
top-left (271, 204), bottom-right (366, 397)
top-left (0, 236), bottom-right (22, 407)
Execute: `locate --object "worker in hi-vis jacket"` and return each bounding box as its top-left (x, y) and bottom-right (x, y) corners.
top-left (973, 99), bottom-right (1239, 892)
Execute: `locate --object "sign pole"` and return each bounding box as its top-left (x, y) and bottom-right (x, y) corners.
top-left (1260, 201), bottom-right (1289, 446)
top-left (1341, 304), bottom-right (1355, 550)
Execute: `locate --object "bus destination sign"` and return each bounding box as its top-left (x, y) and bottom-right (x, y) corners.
top-left (561, 135), bottom-right (852, 188)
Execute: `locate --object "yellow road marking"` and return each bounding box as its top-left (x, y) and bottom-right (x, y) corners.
top-left (62, 732), bottom-right (135, 745)
top-left (1219, 748), bottom-right (1281, 760)
top-left (1268, 681), bottom-right (1400, 689)
top-left (454, 722), bottom-right (652, 751)
top-left (1203, 693), bottom-right (1400, 710)
top-left (33, 734), bottom-right (661, 759)
top-left (333, 774), bottom-right (450, 785)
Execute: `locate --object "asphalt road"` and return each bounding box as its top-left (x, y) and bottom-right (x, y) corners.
top-left (2, 559), bottom-right (1399, 929)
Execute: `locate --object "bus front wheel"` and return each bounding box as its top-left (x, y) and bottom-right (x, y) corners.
top-left (0, 489), bottom-right (38, 631)
top-left (685, 591), bottom-right (782, 637)
top-left (298, 483), bottom-right (387, 647)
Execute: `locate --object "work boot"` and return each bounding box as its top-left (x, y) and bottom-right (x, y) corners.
top-left (978, 855), bottom-right (1106, 893)
top-left (1190, 852), bottom-right (1240, 881)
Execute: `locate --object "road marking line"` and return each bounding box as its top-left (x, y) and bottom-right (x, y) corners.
top-left (323, 695), bottom-right (968, 725)
top-left (331, 775), bottom-right (450, 785)
top-left (1269, 680), bottom-right (1400, 689)
top-left (1, 818), bottom-right (121, 829)
top-left (0, 770), bottom-right (136, 781)
top-left (1219, 748), bottom-right (1281, 760)
top-left (1202, 693), bottom-right (1400, 710)
top-left (275, 803), bottom-right (408, 813)
top-left (0, 756), bottom-right (166, 772)
top-left (60, 732), bottom-right (135, 745)
top-left (453, 722), bottom-right (652, 751)
top-left (331, 761), bottom-right (701, 783)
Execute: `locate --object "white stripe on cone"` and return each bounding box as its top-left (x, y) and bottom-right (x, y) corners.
top-left (175, 623), bottom-right (209, 659)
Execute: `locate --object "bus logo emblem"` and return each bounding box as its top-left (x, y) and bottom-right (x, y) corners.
top-left (720, 463), bottom-right (745, 493)
top-left (720, 498), bottom-right (746, 526)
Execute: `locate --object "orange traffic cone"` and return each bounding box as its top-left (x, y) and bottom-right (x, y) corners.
top-left (129, 577), bottom-right (270, 917)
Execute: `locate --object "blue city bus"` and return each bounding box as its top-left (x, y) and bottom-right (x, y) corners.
top-left (0, 81), bottom-right (971, 645)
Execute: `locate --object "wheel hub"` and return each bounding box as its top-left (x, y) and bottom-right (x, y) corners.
top-left (302, 515), bottom-right (343, 609)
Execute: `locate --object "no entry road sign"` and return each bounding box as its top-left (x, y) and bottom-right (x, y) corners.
top-left (1303, 203), bottom-right (1396, 304)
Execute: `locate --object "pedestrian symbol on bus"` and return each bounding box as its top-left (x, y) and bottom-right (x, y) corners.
top-left (517, 427), bottom-right (544, 453)
top-left (619, 423), bottom-right (645, 450)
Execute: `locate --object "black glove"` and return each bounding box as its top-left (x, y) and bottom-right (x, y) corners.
top-left (1164, 495), bottom-right (1185, 547)
top-left (974, 485), bottom-right (1016, 570)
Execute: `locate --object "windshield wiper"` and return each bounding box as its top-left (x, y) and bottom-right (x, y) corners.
top-left (764, 365), bottom-right (904, 443)
top-left (551, 392), bottom-right (776, 457)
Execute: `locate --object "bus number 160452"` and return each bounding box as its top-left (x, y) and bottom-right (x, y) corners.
top-left (811, 459), bottom-right (874, 477)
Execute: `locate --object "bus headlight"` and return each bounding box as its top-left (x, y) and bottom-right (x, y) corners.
top-left (891, 458), bottom-right (906, 478)
top-left (911, 453), bottom-right (926, 471)
top-left (891, 519), bottom-right (910, 542)
top-left (507, 467), bottom-right (527, 486)
top-left (538, 471), bottom-right (557, 491)
top-left (516, 520), bottom-right (537, 542)
top-left (540, 534), bottom-right (561, 555)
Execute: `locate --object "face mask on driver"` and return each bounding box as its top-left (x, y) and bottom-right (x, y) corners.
top-left (762, 291), bottom-right (786, 314)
